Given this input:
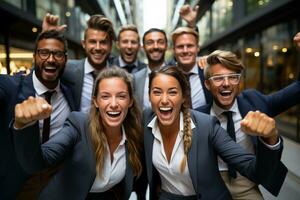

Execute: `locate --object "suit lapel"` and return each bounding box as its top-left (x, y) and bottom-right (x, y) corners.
top-left (197, 67), bottom-right (212, 105)
top-left (60, 82), bottom-right (76, 111)
top-left (144, 125), bottom-right (154, 184)
top-left (187, 112), bottom-right (198, 194)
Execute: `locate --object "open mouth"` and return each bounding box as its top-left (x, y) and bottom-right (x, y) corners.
top-left (107, 111), bottom-right (121, 118)
top-left (220, 90), bottom-right (232, 97)
top-left (159, 107), bottom-right (173, 118)
top-left (44, 65), bottom-right (57, 74)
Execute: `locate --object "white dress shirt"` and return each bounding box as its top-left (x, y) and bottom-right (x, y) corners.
top-left (148, 113), bottom-right (196, 195)
top-left (210, 100), bottom-right (281, 171)
top-left (187, 64), bottom-right (206, 108)
top-left (80, 59), bottom-right (109, 113)
top-left (90, 127), bottom-right (127, 193)
top-left (32, 71), bottom-right (71, 140)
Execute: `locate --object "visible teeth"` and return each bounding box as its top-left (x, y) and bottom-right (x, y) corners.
top-left (107, 111), bottom-right (120, 115)
top-left (45, 66), bottom-right (56, 70)
top-left (160, 107), bottom-right (171, 111)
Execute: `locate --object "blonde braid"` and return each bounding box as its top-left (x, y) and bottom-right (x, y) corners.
top-left (180, 106), bottom-right (192, 173)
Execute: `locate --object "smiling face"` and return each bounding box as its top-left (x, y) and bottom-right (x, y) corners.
top-left (34, 38), bottom-right (66, 89)
top-left (81, 28), bottom-right (112, 70)
top-left (173, 33), bottom-right (199, 72)
top-left (205, 63), bottom-right (240, 110)
top-left (117, 30), bottom-right (140, 64)
top-left (93, 77), bottom-right (133, 131)
top-left (143, 31), bottom-right (167, 68)
top-left (149, 73), bottom-right (185, 128)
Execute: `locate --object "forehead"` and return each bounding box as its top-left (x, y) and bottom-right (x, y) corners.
top-left (144, 32), bottom-right (166, 41)
top-left (98, 77), bottom-right (128, 91)
top-left (175, 33), bottom-right (197, 44)
top-left (210, 63), bottom-right (236, 75)
top-left (119, 30), bottom-right (139, 40)
top-left (37, 38), bottom-right (64, 50)
top-left (151, 74), bottom-right (180, 89)
top-left (85, 28), bottom-right (108, 40)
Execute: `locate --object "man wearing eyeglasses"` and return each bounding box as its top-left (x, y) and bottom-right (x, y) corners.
top-left (0, 30), bottom-right (76, 199)
top-left (196, 47), bottom-right (300, 199)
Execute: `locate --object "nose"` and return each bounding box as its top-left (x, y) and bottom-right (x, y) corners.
top-left (47, 53), bottom-right (55, 62)
top-left (183, 45), bottom-right (188, 52)
top-left (223, 77), bottom-right (230, 86)
top-left (95, 42), bottom-right (101, 49)
top-left (153, 42), bottom-right (158, 49)
top-left (161, 93), bottom-right (168, 104)
top-left (110, 96), bottom-right (118, 108)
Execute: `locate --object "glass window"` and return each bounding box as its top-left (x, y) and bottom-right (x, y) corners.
top-left (197, 11), bottom-right (211, 46)
top-left (243, 34), bottom-right (261, 89)
top-left (211, 0), bottom-right (233, 35)
top-left (246, 0), bottom-right (274, 16)
top-left (0, 45), bottom-right (33, 75)
top-left (3, 0), bottom-right (22, 9)
top-left (261, 21), bottom-right (299, 141)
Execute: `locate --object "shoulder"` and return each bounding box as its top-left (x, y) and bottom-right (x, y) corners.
top-left (67, 112), bottom-right (89, 127)
top-left (133, 68), bottom-right (147, 78)
top-left (190, 110), bottom-right (219, 128)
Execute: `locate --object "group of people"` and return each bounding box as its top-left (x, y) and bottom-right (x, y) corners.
top-left (1, 4), bottom-right (300, 200)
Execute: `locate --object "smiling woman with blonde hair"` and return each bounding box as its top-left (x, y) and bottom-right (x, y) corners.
top-left (12, 67), bottom-right (144, 200)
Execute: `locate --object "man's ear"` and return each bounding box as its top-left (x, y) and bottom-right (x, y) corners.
top-left (116, 41), bottom-right (120, 50)
top-left (204, 80), bottom-right (211, 91)
top-left (81, 40), bottom-right (86, 49)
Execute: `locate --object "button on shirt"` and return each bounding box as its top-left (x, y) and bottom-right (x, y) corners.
top-left (32, 71), bottom-right (71, 140)
top-left (148, 113), bottom-right (196, 195)
top-left (90, 127), bottom-right (127, 192)
top-left (80, 59), bottom-right (108, 113)
top-left (187, 64), bottom-right (206, 108)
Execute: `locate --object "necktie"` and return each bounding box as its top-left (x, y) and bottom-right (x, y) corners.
top-left (124, 64), bottom-right (135, 73)
top-left (42, 91), bottom-right (54, 143)
top-left (91, 70), bottom-right (99, 82)
top-left (223, 111), bottom-right (237, 178)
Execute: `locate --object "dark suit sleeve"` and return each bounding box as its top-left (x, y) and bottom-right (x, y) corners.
top-left (12, 112), bottom-right (80, 174)
top-left (210, 118), bottom-right (284, 187)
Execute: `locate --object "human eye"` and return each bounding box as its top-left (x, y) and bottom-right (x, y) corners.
top-left (100, 94), bottom-right (110, 99)
top-left (152, 89), bottom-right (161, 96)
top-left (54, 51), bottom-right (65, 59)
top-left (117, 93), bottom-right (128, 100)
top-left (169, 89), bottom-right (178, 96)
top-left (211, 75), bottom-right (224, 83)
top-left (39, 49), bottom-right (49, 56)
top-left (145, 40), bottom-right (154, 46)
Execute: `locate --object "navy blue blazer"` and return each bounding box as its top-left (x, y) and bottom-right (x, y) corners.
top-left (0, 72), bottom-right (76, 199)
top-left (196, 66), bottom-right (212, 106)
top-left (12, 112), bottom-right (136, 200)
top-left (143, 109), bottom-right (284, 200)
top-left (195, 79), bottom-right (300, 195)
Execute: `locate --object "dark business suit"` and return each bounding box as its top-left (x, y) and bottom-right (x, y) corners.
top-left (195, 79), bottom-right (300, 196)
top-left (12, 112), bottom-right (136, 200)
top-left (0, 72), bottom-right (75, 199)
top-left (110, 56), bottom-right (146, 73)
top-left (143, 109), bottom-right (284, 200)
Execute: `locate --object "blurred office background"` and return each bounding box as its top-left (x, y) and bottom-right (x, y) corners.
top-left (0, 0), bottom-right (300, 199)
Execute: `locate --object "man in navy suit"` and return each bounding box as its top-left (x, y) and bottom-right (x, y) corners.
top-left (0, 30), bottom-right (76, 199)
top-left (111, 24), bottom-right (146, 73)
top-left (171, 27), bottom-right (212, 108)
top-left (196, 37), bottom-right (300, 198)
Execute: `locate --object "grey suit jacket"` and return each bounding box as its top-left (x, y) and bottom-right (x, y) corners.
top-left (133, 68), bottom-right (148, 110)
top-left (62, 59), bottom-right (85, 111)
top-left (13, 112), bottom-right (134, 200)
top-left (143, 109), bottom-right (284, 200)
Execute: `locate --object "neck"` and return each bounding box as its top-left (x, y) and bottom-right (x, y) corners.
top-left (104, 126), bottom-right (122, 144)
top-left (148, 61), bottom-right (163, 71)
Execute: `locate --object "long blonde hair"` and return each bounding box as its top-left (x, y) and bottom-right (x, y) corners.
top-left (89, 67), bottom-right (143, 177)
top-left (148, 66), bottom-right (192, 173)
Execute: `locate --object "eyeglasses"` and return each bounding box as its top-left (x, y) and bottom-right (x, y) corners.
top-left (208, 73), bottom-right (241, 86)
top-left (36, 49), bottom-right (66, 61)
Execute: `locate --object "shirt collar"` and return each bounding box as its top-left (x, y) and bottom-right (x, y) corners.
top-left (120, 125), bottom-right (127, 145)
top-left (84, 58), bottom-right (109, 74)
top-left (32, 70), bottom-right (60, 96)
top-left (212, 99), bottom-right (239, 117)
top-left (118, 56), bottom-right (138, 68)
top-left (189, 63), bottom-right (199, 75)
top-left (148, 112), bottom-right (196, 138)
